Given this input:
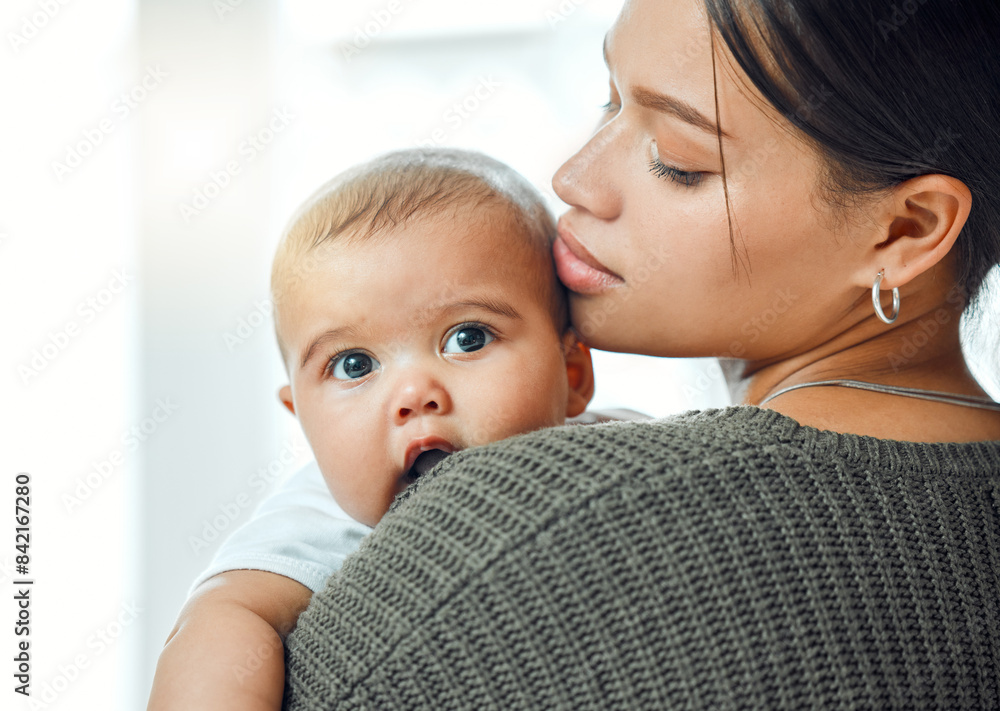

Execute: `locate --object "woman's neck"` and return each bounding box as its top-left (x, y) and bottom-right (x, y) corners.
top-left (728, 300), bottom-right (1000, 442)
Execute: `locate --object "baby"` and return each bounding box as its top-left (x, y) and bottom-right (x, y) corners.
top-left (148, 148), bottom-right (598, 709)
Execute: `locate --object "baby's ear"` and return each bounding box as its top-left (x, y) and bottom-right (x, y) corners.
top-left (278, 385), bottom-right (296, 416)
top-left (563, 337), bottom-right (595, 418)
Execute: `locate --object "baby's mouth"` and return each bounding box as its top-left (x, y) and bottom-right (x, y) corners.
top-left (404, 449), bottom-right (451, 483)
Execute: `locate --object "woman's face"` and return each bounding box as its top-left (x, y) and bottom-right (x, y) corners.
top-left (553, 0), bottom-right (874, 362)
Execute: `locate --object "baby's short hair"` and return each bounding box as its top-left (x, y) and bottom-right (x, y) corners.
top-left (272, 148), bottom-right (567, 361)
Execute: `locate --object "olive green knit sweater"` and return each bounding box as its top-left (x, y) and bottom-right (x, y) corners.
top-left (283, 407), bottom-right (1000, 709)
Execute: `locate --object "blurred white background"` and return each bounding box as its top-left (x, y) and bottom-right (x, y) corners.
top-left (1, 1), bottom-right (996, 709)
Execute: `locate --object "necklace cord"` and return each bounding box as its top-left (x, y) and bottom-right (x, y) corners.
top-left (758, 379), bottom-right (1000, 412)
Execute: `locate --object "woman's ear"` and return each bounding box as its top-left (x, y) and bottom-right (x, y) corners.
top-left (278, 385), bottom-right (296, 416)
top-left (563, 337), bottom-right (595, 418)
top-left (855, 174), bottom-right (972, 291)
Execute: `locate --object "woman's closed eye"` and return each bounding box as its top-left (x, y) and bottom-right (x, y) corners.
top-left (599, 95), bottom-right (704, 188)
top-left (649, 141), bottom-right (704, 187)
top-left (326, 350), bottom-right (380, 380)
top-left (649, 157), bottom-right (703, 187)
top-left (600, 99), bottom-right (620, 116)
top-left (597, 79), bottom-right (622, 127)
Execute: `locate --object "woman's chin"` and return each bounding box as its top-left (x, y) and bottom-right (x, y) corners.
top-left (570, 302), bottom-right (647, 353)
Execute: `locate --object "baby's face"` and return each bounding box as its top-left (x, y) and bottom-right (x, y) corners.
top-left (278, 207), bottom-right (583, 526)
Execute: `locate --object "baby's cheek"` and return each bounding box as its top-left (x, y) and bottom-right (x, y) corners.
top-left (321, 465), bottom-right (378, 525)
top-left (462, 393), bottom-right (530, 448)
top-left (485, 383), bottom-right (565, 444)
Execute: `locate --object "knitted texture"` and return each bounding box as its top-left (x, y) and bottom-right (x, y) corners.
top-left (283, 407), bottom-right (1000, 710)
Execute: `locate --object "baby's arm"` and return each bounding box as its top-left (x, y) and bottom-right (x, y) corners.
top-left (147, 462), bottom-right (370, 710)
top-left (148, 570), bottom-right (310, 711)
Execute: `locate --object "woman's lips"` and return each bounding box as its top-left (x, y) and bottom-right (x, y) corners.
top-left (553, 222), bottom-right (624, 295)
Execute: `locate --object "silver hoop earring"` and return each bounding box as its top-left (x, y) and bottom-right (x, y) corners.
top-left (872, 269), bottom-right (900, 325)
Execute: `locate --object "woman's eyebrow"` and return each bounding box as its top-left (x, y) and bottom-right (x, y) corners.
top-left (632, 88), bottom-right (732, 139)
top-left (603, 34), bottom-right (733, 141)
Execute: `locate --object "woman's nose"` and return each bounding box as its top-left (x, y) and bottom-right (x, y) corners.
top-left (552, 122), bottom-right (624, 220)
top-left (391, 371), bottom-right (452, 424)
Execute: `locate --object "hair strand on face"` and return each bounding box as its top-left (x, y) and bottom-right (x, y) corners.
top-left (710, 28), bottom-right (751, 284)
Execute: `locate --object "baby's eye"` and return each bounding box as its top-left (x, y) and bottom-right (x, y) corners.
top-left (443, 325), bottom-right (495, 354)
top-left (328, 351), bottom-right (380, 380)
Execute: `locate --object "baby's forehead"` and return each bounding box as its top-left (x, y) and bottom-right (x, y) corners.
top-left (281, 208), bottom-right (555, 293)
top-left (343, 205), bottom-right (552, 267)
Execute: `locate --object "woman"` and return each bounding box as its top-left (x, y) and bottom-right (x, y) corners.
top-left (282, 0), bottom-right (1000, 707)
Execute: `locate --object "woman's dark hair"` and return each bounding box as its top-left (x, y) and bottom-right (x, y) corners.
top-left (704, 0), bottom-right (1000, 311)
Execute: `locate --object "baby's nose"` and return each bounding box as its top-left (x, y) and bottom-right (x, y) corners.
top-left (397, 397), bottom-right (439, 419)
top-left (392, 374), bottom-right (452, 423)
